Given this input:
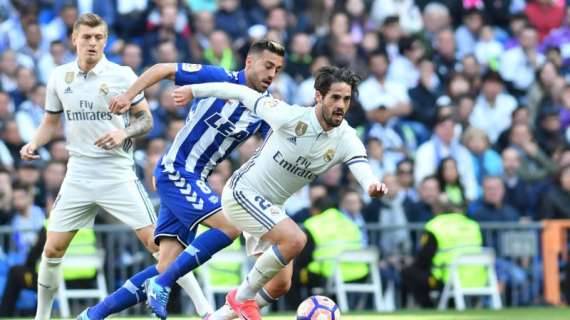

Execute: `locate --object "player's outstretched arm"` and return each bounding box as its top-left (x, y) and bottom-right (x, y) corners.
top-left (20, 113), bottom-right (62, 160)
top-left (183, 82), bottom-right (263, 109)
top-left (95, 99), bottom-right (153, 150)
top-left (109, 63), bottom-right (176, 114)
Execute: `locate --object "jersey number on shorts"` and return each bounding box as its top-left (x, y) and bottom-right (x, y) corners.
top-left (254, 195), bottom-right (272, 210)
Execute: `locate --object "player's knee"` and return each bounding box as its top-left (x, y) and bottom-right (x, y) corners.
top-left (221, 225), bottom-right (240, 240)
top-left (288, 229), bottom-right (307, 255)
top-left (145, 238), bottom-right (159, 254)
top-left (43, 244), bottom-right (66, 258)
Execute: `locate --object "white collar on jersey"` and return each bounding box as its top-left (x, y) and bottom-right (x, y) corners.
top-left (309, 106), bottom-right (341, 137)
top-left (72, 55), bottom-right (109, 76)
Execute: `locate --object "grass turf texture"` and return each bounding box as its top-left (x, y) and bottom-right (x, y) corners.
top-left (18, 307), bottom-right (570, 320)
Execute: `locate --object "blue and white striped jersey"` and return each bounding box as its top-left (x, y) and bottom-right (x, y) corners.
top-left (160, 63), bottom-right (270, 179)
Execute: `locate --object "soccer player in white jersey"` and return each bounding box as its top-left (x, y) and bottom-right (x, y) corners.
top-left (19, 14), bottom-right (208, 320)
top-left (168, 66), bottom-right (388, 319)
top-left (82, 41), bottom-right (294, 320)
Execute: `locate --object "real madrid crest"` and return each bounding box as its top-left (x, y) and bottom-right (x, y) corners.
top-left (181, 63), bottom-right (202, 72)
top-left (295, 121), bottom-right (308, 136)
top-left (263, 98), bottom-right (279, 109)
top-left (65, 72), bottom-right (74, 84)
top-left (324, 149), bottom-right (335, 162)
top-left (99, 83), bottom-right (109, 95)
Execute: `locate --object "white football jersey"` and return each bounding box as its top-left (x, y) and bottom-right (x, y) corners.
top-left (45, 56), bottom-right (144, 181)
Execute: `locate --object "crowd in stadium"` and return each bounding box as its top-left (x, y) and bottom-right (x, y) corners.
top-left (1, 0), bottom-right (570, 314)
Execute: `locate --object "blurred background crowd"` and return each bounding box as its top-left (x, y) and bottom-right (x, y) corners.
top-left (1, 0), bottom-right (570, 313)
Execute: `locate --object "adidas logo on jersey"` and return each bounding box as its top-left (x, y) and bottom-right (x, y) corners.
top-left (64, 87), bottom-right (73, 94)
top-left (287, 136), bottom-right (297, 145)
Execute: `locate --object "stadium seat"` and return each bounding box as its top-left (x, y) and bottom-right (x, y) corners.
top-left (197, 249), bottom-right (249, 308)
top-left (437, 248), bottom-right (502, 310)
top-left (56, 251), bottom-right (107, 318)
top-left (327, 247), bottom-right (388, 312)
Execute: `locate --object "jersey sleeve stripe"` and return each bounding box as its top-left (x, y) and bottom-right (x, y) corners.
top-left (345, 155), bottom-right (368, 165)
top-left (252, 93), bottom-right (270, 114)
top-left (46, 109), bottom-right (63, 114)
top-left (346, 159), bottom-right (369, 166)
top-left (131, 96), bottom-right (144, 106)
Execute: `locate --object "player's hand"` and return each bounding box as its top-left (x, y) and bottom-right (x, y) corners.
top-left (95, 130), bottom-right (127, 150)
top-left (368, 181), bottom-right (388, 198)
top-left (20, 143), bottom-right (40, 160)
top-left (109, 93), bottom-right (132, 114)
top-left (172, 85), bottom-right (194, 107)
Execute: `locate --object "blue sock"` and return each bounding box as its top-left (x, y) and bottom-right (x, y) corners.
top-left (156, 228), bottom-right (232, 287)
top-left (88, 265), bottom-right (158, 319)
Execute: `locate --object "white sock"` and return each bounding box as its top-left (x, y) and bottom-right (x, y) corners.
top-left (210, 303), bottom-right (236, 320)
top-left (256, 288), bottom-right (278, 308)
top-left (210, 289), bottom-right (278, 320)
top-left (35, 255), bottom-right (63, 320)
top-left (236, 245), bottom-right (286, 302)
top-left (177, 272), bottom-right (214, 316)
top-left (152, 250), bottom-right (213, 316)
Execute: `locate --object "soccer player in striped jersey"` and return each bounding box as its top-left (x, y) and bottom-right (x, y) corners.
top-left (161, 66), bottom-right (388, 320)
top-left (79, 40), bottom-right (289, 320)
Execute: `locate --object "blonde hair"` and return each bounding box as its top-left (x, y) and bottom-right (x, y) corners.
top-left (462, 127), bottom-right (489, 146)
top-left (73, 13), bottom-right (108, 36)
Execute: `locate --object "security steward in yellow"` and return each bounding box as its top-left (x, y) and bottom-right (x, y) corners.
top-left (402, 197), bottom-right (486, 308)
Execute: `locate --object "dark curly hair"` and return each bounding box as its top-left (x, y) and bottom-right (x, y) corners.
top-left (314, 66), bottom-right (361, 97)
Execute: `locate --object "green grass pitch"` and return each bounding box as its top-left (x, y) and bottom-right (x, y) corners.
top-left (17, 307), bottom-right (570, 320)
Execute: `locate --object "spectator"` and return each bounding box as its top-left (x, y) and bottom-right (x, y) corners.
top-left (15, 84), bottom-right (45, 142)
top-left (47, 138), bottom-right (68, 163)
top-left (11, 66), bottom-right (37, 108)
top-left (419, 2), bottom-right (452, 46)
top-left (0, 50), bottom-right (21, 92)
top-left (339, 188), bottom-right (368, 246)
top-left (370, 0), bottom-right (422, 33)
top-left (215, 0), bottom-right (249, 42)
top-left (359, 49), bottom-right (412, 120)
top-left (508, 123), bottom-right (558, 182)
top-left (436, 157), bottom-right (467, 209)
top-left (41, 161), bottom-right (66, 213)
top-left (0, 119), bottom-right (24, 168)
top-left (455, 8), bottom-right (485, 59)
top-left (461, 54), bottom-right (482, 94)
top-left (313, 11), bottom-right (350, 57)
top-left (379, 16), bottom-right (404, 62)
top-left (189, 11), bottom-right (216, 60)
top-left (414, 113), bottom-right (478, 201)
top-left (38, 40), bottom-right (72, 84)
top-left (474, 25), bottom-right (504, 68)
top-left (0, 167), bottom-right (12, 225)
top-left (143, 5), bottom-right (188, 65)
top-left (285, 33), bottom-right (313, 82)
top-left (468, 176), bottom-right (521, 222)
top-left (402, 196), bottom-right (486, 309)
top-left (114, 0), bottom-right (148, 40)
top-left (500, 25), bottom-right (544, 94)
top-left (396, 158), bottom-right (418, 202)
top-left (457, 93), bottom-right (476, 131)
top-left (294, 55), bottom-right (330, 106)
top-left (470, 71), bottom-right (517, 143)
top-left (0, 90), bottom-right (14, 123)
top-left (501, 147), bottom-right (535, 219)
top-left (496, 106), bottom-right (529, 153)
top-left (330, 33), bottom-right (368, 78)
top-left (525, 0), bottom-right (565, 41)
top-left (433, 29), bottom-right (459, 85)
top-left (535, 107), bottom-right (564, 157)
top-left (404, 175), bottom-right (441, 223)
top-left (504, 13), bottom-right (529, 50)
top-left (527, 61), bottom-right (562, 128)
top-left (265, 6), bottom-right (291, 44)
top-left (408, 56), bottom-right (443, 130)
top-left (43, 5), bottom-right (78, 44)
top-left (121, 43), bottom-right (143, 74)
top-left (388, 35), bottom-right (425, 89)
top-left (203, 30), bottom-right (237, 70)
top-left (540, 164), bottom-right (570, 219)
top-left (366, 137), bottom-right (397, 180)
top-left (463, 127), bottom-right (504, 195)
top-left (10, 182), bottom-right (45, 257)
top-left (18, 22), bottom-right (46, 67)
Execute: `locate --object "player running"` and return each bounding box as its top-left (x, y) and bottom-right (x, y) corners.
top-left (20, 13), bottom-right (208, 320)
top-left (80, 40), bottom-right (291, 320)
top-left (149, 66), bottom-right (388, 320)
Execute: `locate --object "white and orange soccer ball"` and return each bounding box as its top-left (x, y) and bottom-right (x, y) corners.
top-left (296, 295), bottom-right (341, 320)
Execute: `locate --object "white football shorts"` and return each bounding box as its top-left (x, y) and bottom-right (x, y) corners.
top-left (221, 183), bottom-right (288, 256)
top-left (48, 177), bottom-right (157, 232)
